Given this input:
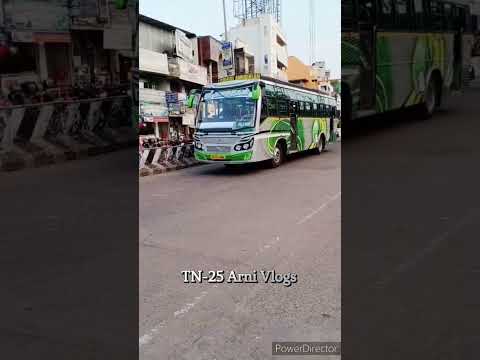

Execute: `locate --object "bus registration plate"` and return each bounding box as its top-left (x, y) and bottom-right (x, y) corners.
top-left (210, 154), bottom-right (225, 160)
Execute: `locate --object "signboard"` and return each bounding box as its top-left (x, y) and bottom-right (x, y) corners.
top-left (5, 0), bottom-right (69, 31)
top-left (140, 102), bottom-right (168, 118)
top-left (165, 92), bottom-right (179, 104)
top-left (175, 29), bottom-right (193, 63)
top-left (221, 41), bottom-right (234, 70)
top-left (219, 73), bottom-right (261, 82)
top-left (178, 58), bottom-right (208, 85)
top-left (182, 110), bottom-right (195, 127)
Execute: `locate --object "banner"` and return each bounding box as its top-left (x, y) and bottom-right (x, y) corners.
top-left (221, 41), bottom-right (234, 70)
top-left (177, 58), bottom-right (207, 85)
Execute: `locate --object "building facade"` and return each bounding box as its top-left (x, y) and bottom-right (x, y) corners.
top-left (225, 14), bottom-right (288, 80)
top-left (286, 56), bottom-right (318, 90)
top-left (139, 15), bottom-right (208, 141)
top-left (0, 0), bottom-right (136, 95)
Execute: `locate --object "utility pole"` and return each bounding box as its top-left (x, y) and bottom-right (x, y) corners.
top-left (223, 0), bottom-right (228, 41)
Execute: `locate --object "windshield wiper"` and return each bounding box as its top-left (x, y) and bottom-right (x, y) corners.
top-left (231, 126), bottom-right (254, 134)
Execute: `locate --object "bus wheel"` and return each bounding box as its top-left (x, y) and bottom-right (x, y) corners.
top-left (421, 76), bottom-right (438, 119)
top-left (270, 142), bottom-right (285, 168)
top-left (315, 135), bottom-right (326, 155)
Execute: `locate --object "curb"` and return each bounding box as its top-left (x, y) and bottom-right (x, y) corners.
top-left (139, 159), bottom-right (203, 177)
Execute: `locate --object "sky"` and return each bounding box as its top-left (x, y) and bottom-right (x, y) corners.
top-left (139, 0), bottom-right (340, 79)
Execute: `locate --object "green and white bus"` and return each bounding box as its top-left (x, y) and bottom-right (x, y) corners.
top-left (341, 0), bottom-right (475, 122)
top-left (187, 75), bottom-right (337, 168)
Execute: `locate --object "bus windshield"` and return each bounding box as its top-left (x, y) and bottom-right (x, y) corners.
top-left (197, 87), bottom-right (257, 131)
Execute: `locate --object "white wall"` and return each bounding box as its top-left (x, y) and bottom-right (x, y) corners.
top-left (227, 14), bottom-right (288, 79)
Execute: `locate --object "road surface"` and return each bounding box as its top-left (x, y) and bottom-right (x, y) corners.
top-left (342, 80), bottom-right (480, 359)
top-left (139, 144), bottom-right (341, 359)
top-left (1, 150), bottom-right (138, 359)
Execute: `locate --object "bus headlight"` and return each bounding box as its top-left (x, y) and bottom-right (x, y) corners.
top-left (234, 139), bottom-right (254, 151)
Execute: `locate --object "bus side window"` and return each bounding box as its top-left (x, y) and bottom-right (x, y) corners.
top-left (298, 101), bottom-right (305, 116)
top-left (395, 0), bottom-right (412, 30)
top-left (342, 0), bottom-right (357, 31)
top-left (278, 99), bottom-right (289, 116)
top-left (379, 0), bottom-right (395, 29)
top-left (428, 0), bottom-right (445, 31)
top-left (312, 103), bottom-right (318, 117)
top-left (453, 5), bottom-right (467, 32)
top-left (267, 96), bottom-right (277, 117)
top-left (444, 3), bottom-right (454, 31)
top-left (305, 102), bottom-right (312, 116)
top-left (413, 0), bottom-right (424, 29)
top-left (358, 0), bottom-right (375, 25)
top-left (260, 87), bottom-right (268, 122)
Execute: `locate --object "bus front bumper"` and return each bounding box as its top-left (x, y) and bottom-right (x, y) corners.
top-left (194, 150), bottom-right (253, 164)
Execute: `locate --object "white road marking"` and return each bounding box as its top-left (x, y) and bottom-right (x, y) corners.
top-left (139, 291), bottom-right (208, 348)
top-left (296, 192), bottom-right (341, 225)
top-left (139, 321), bottom-right (165, 347)
top-left (173, 291), bottom-right (208, 318)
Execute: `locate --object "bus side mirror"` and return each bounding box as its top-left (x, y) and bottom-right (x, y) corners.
top-left (250, 85), bottom-right (260, 101)
top-left (186, 95), bottom-right (195, 108)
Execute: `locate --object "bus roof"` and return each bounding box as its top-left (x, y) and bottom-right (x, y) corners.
top-left (205, 75), bottom-right (335, 100)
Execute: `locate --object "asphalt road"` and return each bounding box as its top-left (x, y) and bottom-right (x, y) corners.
top-left (342, 80), bottom-right (480, 359)
top-left (139, 143), bottom-right (341, 359)
top-left (1, 149), bottom-right (138, 359)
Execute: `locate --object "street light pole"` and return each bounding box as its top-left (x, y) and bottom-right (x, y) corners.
top-left (223, 0), bottom-right (228, 41)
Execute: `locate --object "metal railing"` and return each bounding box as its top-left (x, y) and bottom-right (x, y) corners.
top-left (0, 95), bottom-right (134, 153)
top-left (139, 142), bottom-right (196, 170)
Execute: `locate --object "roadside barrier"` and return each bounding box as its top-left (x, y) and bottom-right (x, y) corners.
top-left (0, 95), bottom-right (137, 171)
top-left (139, 142), bottom-right (199, 176)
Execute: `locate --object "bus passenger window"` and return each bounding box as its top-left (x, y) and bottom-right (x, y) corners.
top-left (395, 0), bottom-right (412, 30)
top-left (305, 102), bottom-right (311, 116)
top-left (444, 3), bottom-right (454, 30)
top-left (429, 0), bottom-right (445, 31)
top-left (267, 96), bottom-right (278, 117)
top-left (414, 0), bottom-right (424, 29)
top-left (342, 0), bottom-right (356, 30)
top-left (278, 100), bottom-right (289, 116)
top-left (358, 0), bottom-right (375, 24)
top-left (380, 0), bottom-right (395, 29)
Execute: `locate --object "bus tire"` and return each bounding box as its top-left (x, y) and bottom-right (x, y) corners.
top-left (342, 85), bottom-right (352, 136)
top-left (315, 134), bottom-right (326, 155)
top-left (270, 141), bottom-right (285, 168)
top-left (421, 74), bottom-right (440, 119)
